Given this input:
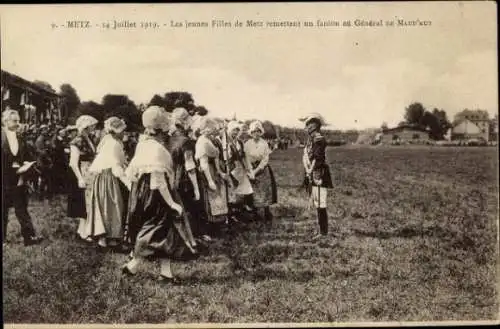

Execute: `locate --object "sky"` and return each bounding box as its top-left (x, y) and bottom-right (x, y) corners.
top-left (0, 2), bottom-right (497, 130)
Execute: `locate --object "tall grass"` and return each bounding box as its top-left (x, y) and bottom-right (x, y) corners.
top-left (3, 146), bottom-right (498, 323)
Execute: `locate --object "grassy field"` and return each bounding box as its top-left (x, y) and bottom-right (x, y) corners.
top-left (3, 146), bottom-right (499, 324)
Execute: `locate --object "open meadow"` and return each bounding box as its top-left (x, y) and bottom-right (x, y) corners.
top-left (3, 146), bottom-right (499, 324)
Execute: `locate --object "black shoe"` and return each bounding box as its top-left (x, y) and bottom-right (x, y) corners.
top-left (158, 275), bottom-right (181, 285)
top-left (265, 212), bottom-right (273, 222)
top-left (111, 244), bottom-right (131, 254)
top-left (96, 245), bottom-right (108, 253)
top-left (24, 236), bottom-right (43, 246)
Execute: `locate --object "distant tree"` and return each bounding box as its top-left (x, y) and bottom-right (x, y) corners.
top-left (102, 94), bottom-right (131, 112)
top-left (60, 84), bottom-right (81, 124)
top-left (185, 102), bottom-right (197, 114)
top-left (77, 101), bottom-right (104, 123)
top-left (148, 94), bottom-right (164, 107)
top-left (420, 111), bottom-right (442, 139)
top-left (431, 108), bottom-right (452, 139)
top-left (381, 122), bottom-right (388, 130)
top-left (110, 104), bottom-right (142, 131)
top-left (195, 105), bottom-right (208, 116)
top-left (163, 92), bottom-right (195, 112)
top-left (101, 94), bottom-right (141, 130)
top-left (33, 80), bottom-right (56, 93)
top-left (404, 102), bottom-right (426, 125)
top-left (262, 120), bottom-right (277, 139)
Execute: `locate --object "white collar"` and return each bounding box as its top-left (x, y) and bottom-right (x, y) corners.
top-left (4, 129), bottom-right (17, 136)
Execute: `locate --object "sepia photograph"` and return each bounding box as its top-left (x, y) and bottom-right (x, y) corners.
top-left (1, 1), bottom-right (499, 326)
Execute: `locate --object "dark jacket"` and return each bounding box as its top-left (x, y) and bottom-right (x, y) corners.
top-left (166, 131), bottom-right (197, 194)
top-left (304, 131), bottom-right (333, 188)
top-left (1, 128), bottom-right (34, 189)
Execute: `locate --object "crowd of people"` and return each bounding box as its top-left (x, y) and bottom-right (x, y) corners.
top-left (12, 123), bottom-right (139, 198)
top-left (2, 105), bottom-right (333, 283)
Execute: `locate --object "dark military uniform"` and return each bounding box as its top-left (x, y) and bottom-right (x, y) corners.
top-left (303, 130), bottom-right (333, 237)
top-left (304, 131), bottom-right (333, 189)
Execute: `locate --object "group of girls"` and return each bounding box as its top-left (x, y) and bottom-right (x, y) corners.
top-left (64, 105), bottom-right (279, 282)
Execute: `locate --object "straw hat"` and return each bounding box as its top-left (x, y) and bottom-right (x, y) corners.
top-left (299, 112), bottom-right (328, 126)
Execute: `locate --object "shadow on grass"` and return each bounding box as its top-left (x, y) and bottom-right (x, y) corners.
top-left (170, 268), bottom-right (316, 286)
top-left (352, 225), bottom-right (454, 240)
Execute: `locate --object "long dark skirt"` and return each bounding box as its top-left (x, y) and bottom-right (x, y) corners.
top-left (67, 162), bottom-right (86, 218)
top-left (198, 163), bottom-right (228, 224)
top-left (124, 173), bottom-right (198, 261)
top-left (178, 180), bottom-right (207, 238)
top-left (251, 164), bottom-right (278, 208)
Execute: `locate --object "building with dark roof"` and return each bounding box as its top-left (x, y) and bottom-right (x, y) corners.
top-left (380, 124), bottom-right (431, 144)
top-left (1, 70), bottom-right (63, 124)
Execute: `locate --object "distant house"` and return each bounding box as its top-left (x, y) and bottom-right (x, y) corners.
top-left (380, 124), bottom-right (431, 144)
top-left (452, 117), bottom-right (489, 141)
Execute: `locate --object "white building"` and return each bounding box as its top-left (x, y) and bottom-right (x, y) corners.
top-left (452, 118), bottom-right (489, 141)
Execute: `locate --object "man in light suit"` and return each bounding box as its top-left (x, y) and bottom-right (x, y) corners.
top-left (2, 109), bottom-right (43, 246)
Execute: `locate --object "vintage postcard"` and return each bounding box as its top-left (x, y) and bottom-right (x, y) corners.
top-left (1, 1), bottom-right (498, 327)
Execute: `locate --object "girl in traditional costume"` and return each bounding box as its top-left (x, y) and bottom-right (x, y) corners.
top-left (166, 108), bottom-right (201, 248)
top-left (122, 106), bottom-right (197, 283)
top-left (225, 120), bottom-right (255, 220)
top-left (83, 117), bottom-right (130, 249)
top-left (300, 113), bottom-right (334, 240)
top-left (243, 120), bottom-right (277, 221)
top-left (68, 115), bottom-right (98, 241)
top-left (195, 117), bottom-right (229, 231)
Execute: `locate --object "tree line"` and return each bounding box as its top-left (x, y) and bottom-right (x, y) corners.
top-left (393, 102), bottom-right (498, 140)
top-left (42, 81), bottom-right (498, 143)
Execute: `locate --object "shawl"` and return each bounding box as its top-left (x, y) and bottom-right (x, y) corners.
top-left (125, 135), bottom-right (175, 189)
top-left (88, 134), bottom-right (127, 174)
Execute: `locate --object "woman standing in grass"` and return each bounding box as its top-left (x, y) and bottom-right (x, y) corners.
top-left (67, 115), bottom-right (98, 241)
top-left (300, 113), bottom-right (333, 241)
top-left (195, 117), bottom-right (230, 234)
top-left (122, 106), bottom-right (197, 283)
top-left (166, 107), bottom-right (200, 250)
top-left (84, 117), bottom-right (131, 250)
top-left (243, 120), bottom-right (277, 222)
top-left (225, 120), bottom-right (255, 221)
